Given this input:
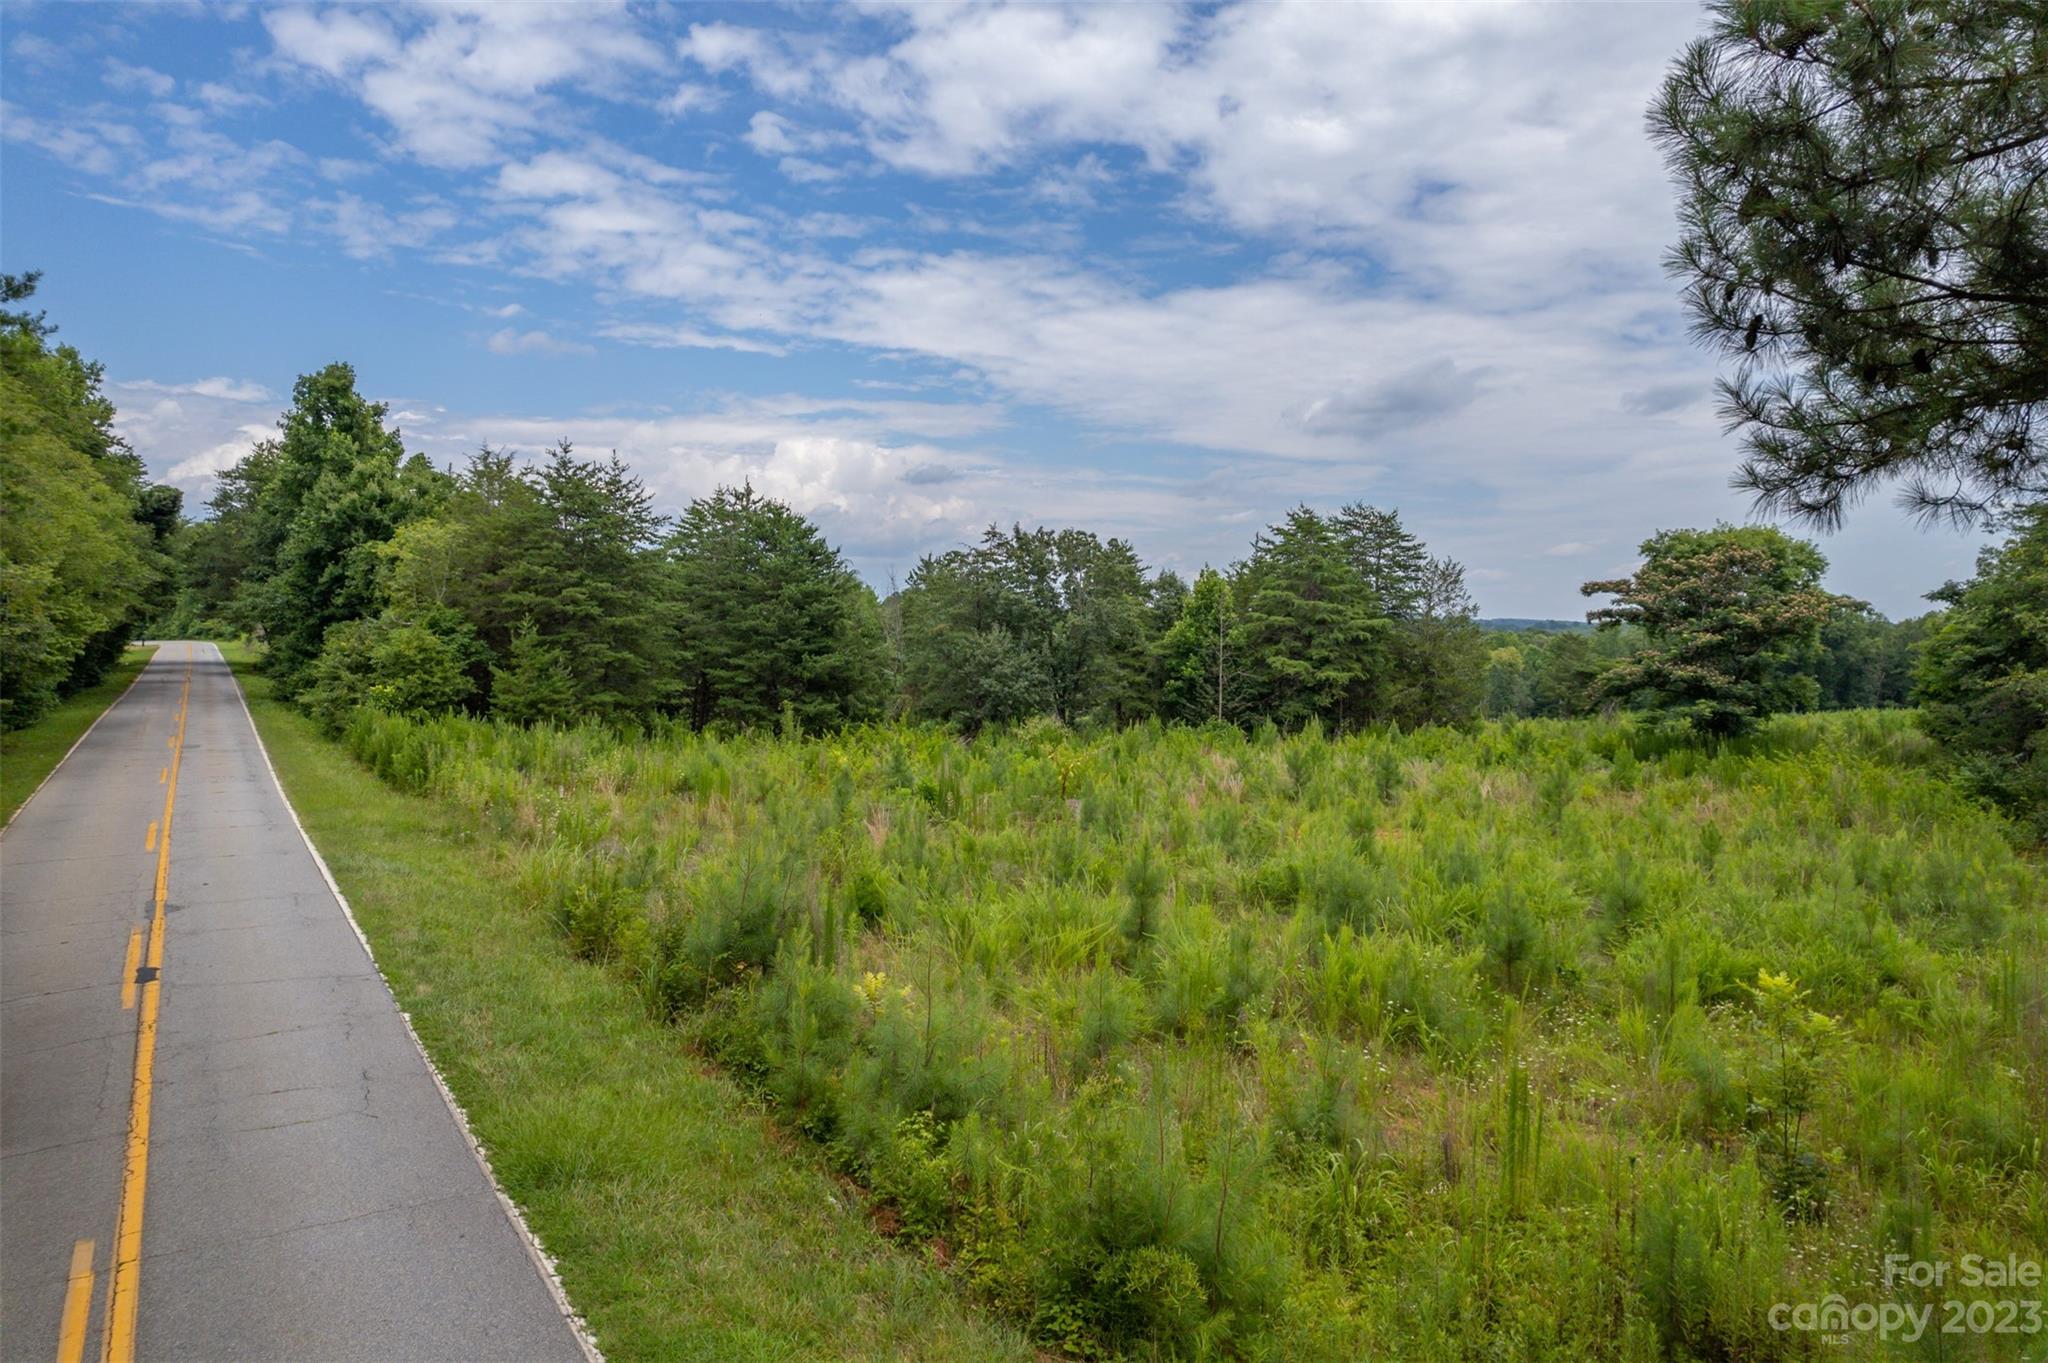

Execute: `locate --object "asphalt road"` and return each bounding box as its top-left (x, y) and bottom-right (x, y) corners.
top-left (2, 643), bottom-right (589, 1363)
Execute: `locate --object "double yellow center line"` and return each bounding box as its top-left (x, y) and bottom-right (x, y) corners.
top-left (72, 645), bottom-right (193, 1363)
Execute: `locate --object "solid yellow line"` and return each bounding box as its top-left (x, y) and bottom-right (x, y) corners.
top-left (120, 931), bottom-right (140, 1011)
top-left (143, 822), bottom-right (157, 854)
top-left (57, 1238), bottom-right (95, 1363)
top-left (102, 647), bottom-right (192, 1363)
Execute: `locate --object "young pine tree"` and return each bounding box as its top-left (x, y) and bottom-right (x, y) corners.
top-left (490, 621), bottom-right (578, 726)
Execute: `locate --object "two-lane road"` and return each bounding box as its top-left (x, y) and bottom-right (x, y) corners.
top-left (2, 643), bottom-right (588, 1362)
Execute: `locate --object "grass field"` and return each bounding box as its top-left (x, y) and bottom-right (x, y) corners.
top-left (250, 649), bottom-right (2048, 1360)
top-left (220, 644), bottom-right (1034, 1363)
top-left (1, 645), bottom-right (157, 826)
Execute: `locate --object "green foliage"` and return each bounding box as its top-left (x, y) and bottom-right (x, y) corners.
top-left (1584, 524), bottom-right (1844, 736)
top-left (1916, 505), bottom-right (2048, 834)
top-left (1235, 506), bottom-right (1390, 729)
top-left (323, 701), bottom-right (2046, 1360)
top-left (898, 525), bottom-right (1159, 729)
top-left (489, 621), bottom-right (578, 727)
top-left (668, 483), bottom-right (887, 732)
top-left (1333, 503), bottom-right (1431, 620)
top-left (302, 611), bottom-right (481, 734)
top-left (1157, 567), bottom-right (1241, 725)
top-left (236, 363), bottom-right (450, 694)
top-left (1650, 0), bottom-right (2046, 524)
top-left (0, 275), bottom-right (173, 727)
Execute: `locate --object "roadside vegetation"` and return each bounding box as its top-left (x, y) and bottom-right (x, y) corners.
top-left (224, 644), bottom-right (1035, 1363)
top-left (310, 698), bottom-right (2043, 1360)
top-left (1, 643), bottom-right (155, 825)
top-left (0, 274), bottom-right (177, 731)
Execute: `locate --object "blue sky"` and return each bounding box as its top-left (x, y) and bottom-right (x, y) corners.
top-left (1, 1), bottom-right (1988, 617)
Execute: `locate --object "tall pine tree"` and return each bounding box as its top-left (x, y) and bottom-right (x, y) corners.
top-left (1235, 508), bottom-right (1389, 730)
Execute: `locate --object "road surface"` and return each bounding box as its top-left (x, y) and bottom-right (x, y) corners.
top-left (2, 643), bottom-right (588, 1363)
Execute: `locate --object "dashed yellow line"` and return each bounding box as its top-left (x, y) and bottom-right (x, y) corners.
top-left (56, 1238), bottom-right (95, 1363)
top-left (143, 822), bottom-right (156, 854)
top-left (102, 644), bottom-right (192, 1363)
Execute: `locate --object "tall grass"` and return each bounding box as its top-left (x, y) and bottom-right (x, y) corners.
top-left (339, 706), bottom-right (2045, 1360)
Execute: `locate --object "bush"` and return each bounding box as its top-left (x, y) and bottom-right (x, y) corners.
top-left (302, 611), bottom-right (479, 734)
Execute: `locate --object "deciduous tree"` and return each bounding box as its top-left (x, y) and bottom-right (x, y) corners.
top-left (1582, 525), bottom-right (1844, 736)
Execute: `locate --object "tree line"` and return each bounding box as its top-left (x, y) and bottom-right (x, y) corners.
top-left (2, 288), bottom-right (2036, 830)
top-left (153, 358), bottom-right (1981, 746)
top-left (0, 273), bottom-right (179, 727)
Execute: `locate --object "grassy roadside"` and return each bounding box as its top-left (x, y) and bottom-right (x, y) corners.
top-left (220, 643), bottom-right (1033, 1363)
top-left (2, 645), bottom-right (158, 826)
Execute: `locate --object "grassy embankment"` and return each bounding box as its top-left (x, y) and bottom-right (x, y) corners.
top-left (2, 644), bottom-right (157, 825)
top-left (219, 642), bottom-right (1033, 1363)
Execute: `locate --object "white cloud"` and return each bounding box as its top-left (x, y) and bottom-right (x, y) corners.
top-left (11, 33), bottom-right (69, 71)
top-left (103, 59), bottom-right (176, 98)
top-left (166, 423), bottom-right (274, 485)
top-left (123, 376), bottom-right (275, 403)
top-left (314, 192), bottom-right (457, 259)
top-left (486, 328), bottom-right (593, 357)
top-left (264, 3), bottom-right (666, 168)
top-left (600, 323), bottom-right (788, 356)
top-left (193, 81), bottom-right (267, 114)
top-left (661, 82), bottom-right (722, 116)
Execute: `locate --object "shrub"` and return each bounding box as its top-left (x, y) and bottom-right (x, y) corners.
top-left (303, 611), bottom-right (479, 734)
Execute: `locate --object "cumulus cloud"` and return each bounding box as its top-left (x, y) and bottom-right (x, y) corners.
top-left (263, 3), bottom-right (665, 168)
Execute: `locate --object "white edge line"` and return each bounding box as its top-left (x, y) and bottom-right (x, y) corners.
top-left (0, 642), bottom-right (161, 837)
top-left (216, 642), bottom-right (606, 1363)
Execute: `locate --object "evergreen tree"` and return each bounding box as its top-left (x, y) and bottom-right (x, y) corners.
top-left (1651, 0), bottom-right (2046, 525)
top-left (1582, 525), bottom-right (1844, 737)
top-left (1915, 505), bottom-right (2048, 832)
top-left (490, 621), bottom-right (579, 727)
top-left (1333, 503), bottom-right (1430, 619)
top-left (667, 484), bottom-right (887, 732)
top-left (1234, 508), bottom-right (1389, 729)
top-left (1060, 535), bottom-right (1156, 725)
top-left (377, 444), bottom-right (670, 718)
top-left (1527, 632), bottom-right (1603, 718)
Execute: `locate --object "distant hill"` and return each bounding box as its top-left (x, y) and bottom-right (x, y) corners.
top-left (1478, 618), bottom-right (1593, 634)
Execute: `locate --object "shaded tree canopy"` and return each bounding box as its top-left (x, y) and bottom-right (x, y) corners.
top-left (1651, 0), bottom-right (2047, 526)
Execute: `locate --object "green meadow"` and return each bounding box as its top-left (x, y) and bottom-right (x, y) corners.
top-left (323, 702), bottom-right (2044, 1361)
